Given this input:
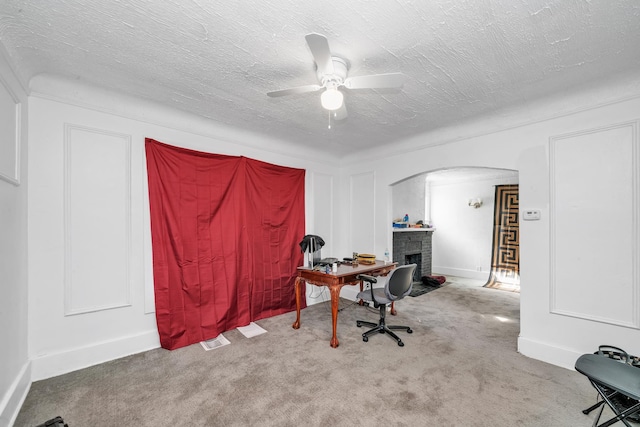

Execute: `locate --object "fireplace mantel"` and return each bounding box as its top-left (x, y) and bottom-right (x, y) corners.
top-left (393, 227), bottom-right (436, 233)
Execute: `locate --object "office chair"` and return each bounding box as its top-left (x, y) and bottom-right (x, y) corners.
top-left (355, 264), bottom-right (417, 347)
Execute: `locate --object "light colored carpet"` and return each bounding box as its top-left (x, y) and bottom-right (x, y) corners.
top-left (16, 277), bottom-right (601, 426)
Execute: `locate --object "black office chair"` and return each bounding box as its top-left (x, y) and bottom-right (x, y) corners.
top-left (355, 264), bottom-right (417, 347)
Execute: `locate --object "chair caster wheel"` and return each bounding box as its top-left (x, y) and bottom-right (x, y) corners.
top-left (407, 329), bottom-right (413, 334)
top-left (356, 321), bottom-right (362, 327)
top-left (398, 341), bottom-right (404, 347)
top-left (363, 336), bottom-right (368, 342)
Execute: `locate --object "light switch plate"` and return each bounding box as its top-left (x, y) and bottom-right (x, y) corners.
top-left (522, 210), bottom-right (541, 221)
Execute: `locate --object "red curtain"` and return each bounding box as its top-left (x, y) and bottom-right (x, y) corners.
top-left (145, 139), bottom-right (305, 350)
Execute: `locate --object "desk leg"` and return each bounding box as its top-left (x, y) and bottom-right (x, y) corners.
top-left (390, 301), bottom-right (397, 316)
top-left (292, 277), bottom-right (302, 329)
top-left (329, 286), bottom-right (341, 348)
top-left (357, 280), bottom-right (365, 305)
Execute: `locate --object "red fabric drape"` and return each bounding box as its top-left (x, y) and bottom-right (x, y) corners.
top-left (145, 139), bottom-right (305, 350)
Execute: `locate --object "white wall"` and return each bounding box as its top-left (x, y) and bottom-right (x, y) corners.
top-left (0, 47), bottom-right (30, 426)
top-left (339, 78), bottom-right (640, 369)
top-left (391, 174), bottom-right (426, 225)
top-left (431, 174), bottom-right (518, 280)
top-left (26, 75), bottom-right (342, 381)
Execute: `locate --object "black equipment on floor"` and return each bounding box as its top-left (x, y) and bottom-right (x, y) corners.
top-left (35, 416), bottom-right (68, 427)
top-left (355, 263), bottom-right (416, 347)
top-left (575, 352), bottom-right (640, 426)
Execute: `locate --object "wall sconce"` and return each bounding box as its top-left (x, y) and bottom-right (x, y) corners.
top-left (468, 198), bottom-right (483, 209)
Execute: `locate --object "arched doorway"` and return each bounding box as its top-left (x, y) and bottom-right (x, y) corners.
top-left (391, 167), bottom-right (519, 287)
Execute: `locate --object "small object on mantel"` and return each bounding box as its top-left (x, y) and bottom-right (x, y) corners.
top-left (393, 226), bottom-right (436, 232)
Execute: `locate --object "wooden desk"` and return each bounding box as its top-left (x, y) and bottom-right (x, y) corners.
top-left (292, 260), bottom-right (396, 348)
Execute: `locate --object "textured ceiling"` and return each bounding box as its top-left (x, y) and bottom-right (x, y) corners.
top-left (1, 0), bottom-right (639, 155)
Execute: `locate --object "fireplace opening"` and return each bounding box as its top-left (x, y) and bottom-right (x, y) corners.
top-left (405, 253), bottom-right (422, 283)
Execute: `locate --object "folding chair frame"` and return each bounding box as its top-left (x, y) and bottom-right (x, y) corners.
top-left (583, 380), bottom-right (640, 427)
top-left (576, 354), bottom-right (640, 427)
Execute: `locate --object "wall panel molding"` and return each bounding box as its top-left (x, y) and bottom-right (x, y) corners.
top-left (143, 165), bottom-right (155, 314)
top-left (550, 121), bottom-right (639, 328)
top-left (310, 172), bottom-right (334, 254)
top-left (0, 76), bottom-right (20, 185)
top-left (64, 124), bottom-right (132, 315)
top-left (349, 171), bottom-right (376, 253)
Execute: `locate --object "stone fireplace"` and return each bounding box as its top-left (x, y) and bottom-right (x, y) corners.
top-left (392, 229), bottom-right (434, 283)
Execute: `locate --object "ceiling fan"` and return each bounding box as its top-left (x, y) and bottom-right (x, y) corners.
top-left (267, 33), bottom-right (406, 121)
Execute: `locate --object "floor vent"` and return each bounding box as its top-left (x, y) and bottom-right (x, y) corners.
top-left (200, 334), bottom-right (230, 351)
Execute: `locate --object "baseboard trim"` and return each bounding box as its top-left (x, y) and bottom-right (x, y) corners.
top-left (433, 266), bottom-right (489, 281)
top-left (518, 336), bottom-right (584, 371)
top-left (0, 360), bottom-right (31, 427)
top-left (31, 330), bottom-right (160, 381)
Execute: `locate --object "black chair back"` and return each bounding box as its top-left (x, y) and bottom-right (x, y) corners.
top-left (386, 264), bottom-right (417, 300)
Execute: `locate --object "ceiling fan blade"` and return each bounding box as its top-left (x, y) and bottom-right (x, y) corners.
top-left (267, 84), bottom-right (322, 97)
top-left (343, 73), bottom-right (406, 89)
top-left (332, 103), bottom-right (348, 121)
top-left (305, 33), bottom-right (334, 76)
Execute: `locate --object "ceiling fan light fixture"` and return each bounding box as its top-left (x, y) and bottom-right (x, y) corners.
top-left (266, 34), bottom-right (404, 121)
top-left (320, 87), bottom-right (343, 111)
